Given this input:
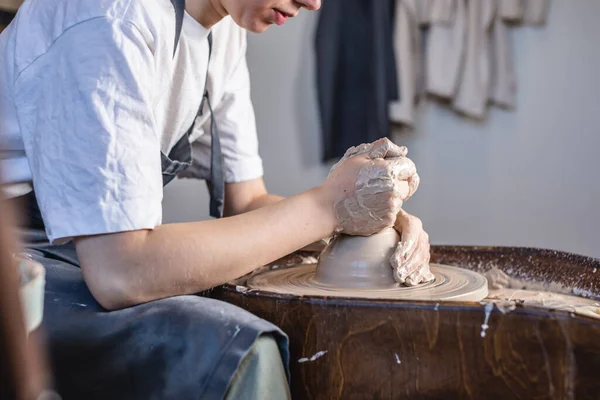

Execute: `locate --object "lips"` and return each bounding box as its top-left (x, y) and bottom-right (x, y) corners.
top-left (274, 9), bottom-right (288, 25)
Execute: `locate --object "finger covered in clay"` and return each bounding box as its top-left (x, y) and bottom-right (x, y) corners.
top-left (390, 209), bottom-right (433, 286)
top-left (330, 137), bottom-right (409, 173)
top-left (393, 261), bottom-right (435, 286)
top-left (367, 137), bottom-right (408, 159)
top-left (328, 138), bottom-right (420, 236)
top-left (404, 263), bottom-right (435, 286)
top-left (391, 210), bottom-right (423, 265)
top-left (407, 172), bottom-right (420, 199)
top-left (392, 255), bottom-right (421, 283)
top-left (333, 159), bottom-right (409, 235)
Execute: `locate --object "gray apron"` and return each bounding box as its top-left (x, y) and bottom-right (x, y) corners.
top-left (164, 0), bottom-right (223, 217)
top-left (19, 2), bottom-right (290, 398)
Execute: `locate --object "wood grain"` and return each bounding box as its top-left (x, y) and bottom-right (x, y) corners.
top-left (212, 246), bottom-right (600, 399)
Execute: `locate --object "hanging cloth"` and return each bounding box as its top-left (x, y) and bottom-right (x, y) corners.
top-left (523, 0), bottom-right (549, 25)
top-left (499, 0), bottom-right (524, 22)
top-left (390, 0), bottom-right (423, 127)
top-left (452, 0), bottom-right (496, 119)
top-left (425, 0), bottom-right (467, 99)
top-left (315, 0), bottom-right (398, 161)
top-left (490, 13), bottom-right (517, 108)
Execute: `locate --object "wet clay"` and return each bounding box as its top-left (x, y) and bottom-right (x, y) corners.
top-left (484, 267), bottom-right (600, 320)
top-left (315, 228), bottom-right (400, 288)
top-left (328, 140), bottom-right (419, 236)
top-left (317, 227), bottom-right (434, 288)
top-left (248, 228), bottom-right (488, 302)
top-left (246, 263), bottom-right (488, 301)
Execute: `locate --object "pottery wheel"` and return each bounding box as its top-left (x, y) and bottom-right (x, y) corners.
top-left (246, 263), bottom-right (488, 302)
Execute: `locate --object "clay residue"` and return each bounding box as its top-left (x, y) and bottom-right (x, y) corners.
top-left (437, 247), bottom-right (600, 295)
top-left (485, 267), bottom-right (600, 320)
top-left (480, 302), bottom-right (493, 337)
top-left (298, 350), bottom-right (327, 363)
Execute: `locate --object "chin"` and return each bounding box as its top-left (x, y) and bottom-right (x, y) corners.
top-left (245, 20), bottom-right (270, 33)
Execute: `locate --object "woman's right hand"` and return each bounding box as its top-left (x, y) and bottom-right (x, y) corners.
top-left (320, 138), bottom-right (420, 236)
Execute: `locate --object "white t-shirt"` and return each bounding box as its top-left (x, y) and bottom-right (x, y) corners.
top-left (0, 0), bottom-right (263, 243)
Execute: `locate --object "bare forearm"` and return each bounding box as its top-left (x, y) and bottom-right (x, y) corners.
top-left (77, 187), bottom-right (335, 308)
top-left (223, 178), bottom-right (284, 216)
top-left (240, 193), bottom-right (285, 213)
top-left (77, 138), bottom-right (417, 309)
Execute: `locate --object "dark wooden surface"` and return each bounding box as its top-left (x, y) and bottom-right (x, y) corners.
top-left (211, 246), bottom-right (600, 400)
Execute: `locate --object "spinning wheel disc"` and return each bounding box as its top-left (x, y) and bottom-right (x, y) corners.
top-left (247, 263), bottom-right (488, 302)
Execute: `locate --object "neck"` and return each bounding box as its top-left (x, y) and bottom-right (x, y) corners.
top-left (186, 0), bottom-right (227, 29)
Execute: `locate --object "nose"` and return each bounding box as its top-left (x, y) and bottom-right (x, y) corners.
top-left (295, 0), bottom-right (321, 11)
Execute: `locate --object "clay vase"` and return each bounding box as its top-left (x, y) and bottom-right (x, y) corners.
top-left (314, 227), bottom-right (399, 288)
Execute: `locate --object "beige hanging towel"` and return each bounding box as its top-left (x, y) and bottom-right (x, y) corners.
top-left (430, 0), bottom-right (455, 25)
top-left (425, 0), bottom-right (467, 99)
top-left (490, 16), bottom-right (517, 108)
top-left (416, 0), bottom-right (433, 25)
top-left (499, 0), bottom-right (524, 22)
top-left (390, 0), bottom-right (422, 126)
top-left (523, 0), bottom-right (549, 25)
top-left (452, 0), bottom-right (496, 119)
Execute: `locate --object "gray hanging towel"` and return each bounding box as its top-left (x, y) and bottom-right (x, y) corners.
top-left (315, 0), bottom-right (398, 162)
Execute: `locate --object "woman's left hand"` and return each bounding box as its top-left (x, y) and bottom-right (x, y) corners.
top-left (390, 209), bottom-right (434, 286)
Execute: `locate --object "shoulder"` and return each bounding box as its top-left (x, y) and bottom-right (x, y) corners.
top-left (211, 16), bottom-right (248, 59)
top-left (7, 0), bottom-right (174, 75)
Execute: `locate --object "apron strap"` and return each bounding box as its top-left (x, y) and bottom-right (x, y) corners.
top-left (197, 34), bottom-right (224, 219)
top-left (170, 0), bottom-right (224, 218)
top-left (205, 79), bottom-right (225, 219)
top-left (172, 0), bottom-right (185, 57)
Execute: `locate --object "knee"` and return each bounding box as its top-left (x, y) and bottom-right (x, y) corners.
top-left (225, 335), bottom-right (290, 400)
top-left (246, 335), bottom-right (285, 373)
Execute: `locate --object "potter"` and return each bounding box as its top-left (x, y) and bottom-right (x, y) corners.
top-left (0, 0), bottom-right (432, 394)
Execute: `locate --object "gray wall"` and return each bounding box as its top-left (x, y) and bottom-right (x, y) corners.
top-left (164, 0), bottom-right (600, 258)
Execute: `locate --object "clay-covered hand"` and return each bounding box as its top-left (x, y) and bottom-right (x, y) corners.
top-left (323, 138), bottom-right (419, 236)
top-left (390, 209), bottom-right (434, 286)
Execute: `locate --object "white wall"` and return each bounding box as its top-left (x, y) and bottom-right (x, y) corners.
top-left (164, 0), bottom-right (600, 259)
